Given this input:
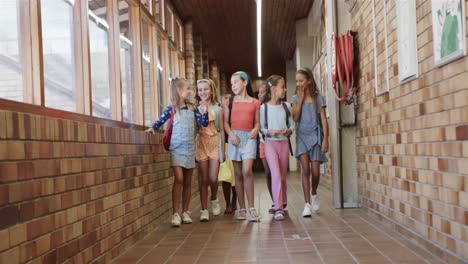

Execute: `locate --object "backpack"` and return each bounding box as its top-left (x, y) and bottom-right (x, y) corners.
top-left (163, 106), bottom-right (175, 151)
top-left (264, 102), bottom-right (294, 156)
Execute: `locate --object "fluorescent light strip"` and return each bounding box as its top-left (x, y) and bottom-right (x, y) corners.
top-left (256, 0), bottom-right (262, 77)
top-left (143, 53), bottom-right (151, 63)
top-left (88, 10), bottom-right (110, 29)
top-left (119, 34), bottom-right (133, 46)
top-left (157, 63), bottom-right (163, 71)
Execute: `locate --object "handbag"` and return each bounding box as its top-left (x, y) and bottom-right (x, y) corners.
top-left (163, 107), bottom-right (175, 151)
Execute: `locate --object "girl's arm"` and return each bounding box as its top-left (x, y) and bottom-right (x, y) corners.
top-left (321, 107), bottom-right (329, 153)
top-left (259, 104), bottom-right (268, 136)
top-left (292, 94), bottom-right (304, 123)
top-left (249, 107), bottom-right (260, 139)
top-left (219, 107), bottom-right (225, 161)
top-left (148, 105), bottom-right (173, 131)
top-left (223, 101), bottom-right (235, 140)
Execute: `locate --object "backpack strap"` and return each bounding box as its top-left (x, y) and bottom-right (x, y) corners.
top-left (228, 96), bottom-right (234, 126)
top-left (281, 102), bottom-right (294, 156)
top-left (213, 103), bottom-right (220, 132)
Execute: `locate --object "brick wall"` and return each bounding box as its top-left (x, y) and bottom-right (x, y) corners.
top-left (351, 0), bottom-right (467, 262)
top-left (0, 109), bottom-right (197, 263)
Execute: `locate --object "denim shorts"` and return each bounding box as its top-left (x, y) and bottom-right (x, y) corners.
top-left (227, 130), bottom-right (257, 161)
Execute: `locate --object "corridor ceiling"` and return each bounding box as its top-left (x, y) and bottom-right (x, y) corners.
top-left (172, 0), bottom-right (313, 78)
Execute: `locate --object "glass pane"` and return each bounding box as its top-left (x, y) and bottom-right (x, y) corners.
top-left (0, 0), bottom-right (23, 102)
top-left (119, 1), bottom-right (134, 123)
top-left (156, 31), bottom-right (164, 116)
top-left (41, 0), bottom-right (77, 112)
top-left (166, 8), bottom-right (173, 40)
top-left (155, 0), bottom-right (164, 28)
top-left (142, 18), bottom-right (152, 126)
top-left (141, 0), bottom-right (152, 14)
top-left (88, 0), bottom-right (111, 119)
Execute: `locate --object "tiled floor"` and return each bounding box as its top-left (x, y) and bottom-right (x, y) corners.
top-left (113, 173), bottom-right (445, 264)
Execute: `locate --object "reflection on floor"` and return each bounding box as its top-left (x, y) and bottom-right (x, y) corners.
top-left (113, 172), bottom-right (444, 264)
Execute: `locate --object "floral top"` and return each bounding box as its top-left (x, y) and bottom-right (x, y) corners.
top-left (151, 105), bottom-right (209, 129)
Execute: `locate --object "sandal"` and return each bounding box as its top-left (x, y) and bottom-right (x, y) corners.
top-left (235, 208), bottom-right (247, 220)
top-left (247, 208), bottom-right (261, 222)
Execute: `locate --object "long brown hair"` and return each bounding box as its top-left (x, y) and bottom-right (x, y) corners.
top-left (264, 75), bottom-right (284, 103)
top-left (195, 78), bottom-right (220, 105)
top-left (170, 77), bottom-right (192, 114)
top-left (297, 67), bottom-right (319, 97)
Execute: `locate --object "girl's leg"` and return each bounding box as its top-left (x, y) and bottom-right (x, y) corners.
top-left (262, 158), bottom-right (273, 200)
top-left (209, 159), bottom-right (220, 200)
top-left (172, 166), bottom-right (184, 214)
top-left (182, 168), bottom-right (194, 212)
top-left (265, 141), bottom-right (281, 210)
top-left (231, 186), bottom-right (237, 210)
top-left (278, 141), bottom-right (290, 208)
top-left (242, 159), bottom-right (256, 209)
top-left (222, 181), bottom-right (232, 209)
top-left (299, 154), bottom-right (312, 204)
top-left (198, 160), bottom-right (209, 210)
top-left (311, 161), bottom-right (321, 195)
top-left (232, 161), bottom-right (245, 210)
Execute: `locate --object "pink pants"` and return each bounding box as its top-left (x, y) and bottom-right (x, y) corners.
top-left (265, 140), bottom-right (289, 210)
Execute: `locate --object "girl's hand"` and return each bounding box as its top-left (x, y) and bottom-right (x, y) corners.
top-left (248, 128), bottom-right (259, 139)
top-left (199, 101), bottom-right (208, 114)
top-left (297, 86), bottom-right (305, 102)
top-left (230, 134), bottom-right (240, 146)
top-left (322, 140), bottom-right (329, 153)
top-left (282, 129), bottom-right (292, 137)
top-left (145, 128), bottom-right (156, 134)
top-left (267, 130), bottom-right (280, 137)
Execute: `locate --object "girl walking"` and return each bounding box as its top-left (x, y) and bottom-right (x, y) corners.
top-left (146, 77), bottom-right (209, 227)
top-left (195, 78), bottom-right (225, 222)
top-left (291, 68), bottom-right (329, 217)
top-left (224, 71), bottom-right (261, 222)
top-left (260, 75), bottom-right (295, 221)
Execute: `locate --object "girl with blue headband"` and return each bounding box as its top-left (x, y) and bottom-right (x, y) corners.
top-left (223, 71), bottom-right (261, 221)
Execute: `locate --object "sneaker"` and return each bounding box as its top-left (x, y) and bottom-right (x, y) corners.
top-left (268, 204), bottom-right (275, 214)
top-left (235, 208), bottom-right (247, 220)
top-left (200, 210), bottom-right (209, 222)
top-left (247, 208), bottom-right (261, 222)
top-left (182, 211), bottom-right (192, 224)
top-left (302, 203), bottom-right (312, 217)
top-left (274, 210), bottom-right (284, 221)
top-left (171, 213), bottom-right (181, 227)
top-left (311, 195), bottom-right (320, 212)
top-left (211, 198), bottom-right (221, 216)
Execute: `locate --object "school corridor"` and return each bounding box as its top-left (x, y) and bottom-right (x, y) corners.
top-left (0, 0), bottom-right (467, 264)
top-left (112, 174), bottom-right (444, 264)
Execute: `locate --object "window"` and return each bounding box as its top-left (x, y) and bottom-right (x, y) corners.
top-left (41, 0), bottom-right (77, 112)
top-left (155, 0), bottom-right (164, 28)
top-left (166, 6), bottom-right (174, 41)
top-left (176, 20), bottom-right (183, 52)
top-left (141, 0), bottom-right (152, 14)
top-left (156, 31), bottom-right (164, 116)
top-left (88, 0), bottom-right (111, 119)
top-left (0, 0), bottom-right (24, 102)
top-left (142, 17), bottom-right (154, 126)
top-left (119, 1), bottom-right (135, 123)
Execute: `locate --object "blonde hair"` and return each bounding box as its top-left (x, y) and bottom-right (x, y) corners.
top-left (170, 77), bottom-right (192, 113)
top-left (195, 78), bottom-right (220, 105)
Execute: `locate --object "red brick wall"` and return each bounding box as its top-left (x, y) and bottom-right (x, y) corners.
top-left (351, 0), bottom-right (467, 262)
top-left (0, 110), bottom-right (194, 263)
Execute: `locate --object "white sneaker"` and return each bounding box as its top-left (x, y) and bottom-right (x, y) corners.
top-left (182, 211), bottom-right (192, 224)
top-left (302, 203), bottom-right (312, 217)
top-left (211, 198), bottom-right (221, 216)
top-left (274, 210), bottom-right (285, 221)
top-left (171, 213), bottom-right (181, 227)
top-left (200, 210), bottom-right (209, 222)
top-left (311, 195), bottom-right (320, 212)
top-left (247, 208), bottom-right (261, 222)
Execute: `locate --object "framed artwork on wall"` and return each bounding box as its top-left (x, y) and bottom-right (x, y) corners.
top-left (396, 0), bottom-right (419, 83)
top-left (431, 0), bottom-right (466, 67)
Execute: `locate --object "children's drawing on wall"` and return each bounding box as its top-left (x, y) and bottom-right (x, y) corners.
top-left (431, 0), bottom-right (466, 66)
